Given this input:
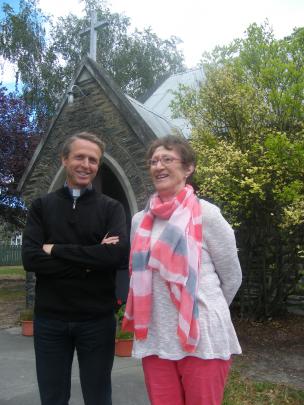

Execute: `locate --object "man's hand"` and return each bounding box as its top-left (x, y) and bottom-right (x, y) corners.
top-left (101, 234), bottom-right (119, 245)
top-left (43, 244), bottom-right (54, 255)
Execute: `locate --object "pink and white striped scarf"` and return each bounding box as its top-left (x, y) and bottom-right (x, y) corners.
top-left (122, 185), bottom-right (203, 352)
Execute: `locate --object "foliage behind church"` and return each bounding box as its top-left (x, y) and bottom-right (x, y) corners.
top-left (173, 22), bottom-right (304, 319)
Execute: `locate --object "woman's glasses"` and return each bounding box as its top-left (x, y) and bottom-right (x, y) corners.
top-left (148, 156), bottom-right (183, 167)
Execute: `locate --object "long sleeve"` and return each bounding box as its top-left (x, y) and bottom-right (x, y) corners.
top-left (51, 200), bottom-right (129, 271)
top-left (22, 199), bottom-right (84, 278)
top-left (203, 202), bottom-right (242, 305)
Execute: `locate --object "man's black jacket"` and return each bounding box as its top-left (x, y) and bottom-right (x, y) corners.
top-left (22, 187), bottom-right (129, 321)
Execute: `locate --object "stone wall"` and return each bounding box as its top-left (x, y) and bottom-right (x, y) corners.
top-left (22, 77), bottom-right (154, 208)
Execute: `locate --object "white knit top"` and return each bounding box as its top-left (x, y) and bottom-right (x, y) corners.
top-left (131, 199), bottom-right (242, 360)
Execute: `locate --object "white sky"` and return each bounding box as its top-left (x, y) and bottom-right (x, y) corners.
top-left (1, 0), bottom-right (304, 85)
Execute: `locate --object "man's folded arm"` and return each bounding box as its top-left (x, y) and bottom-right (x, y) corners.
top-left (51, 201), bottom-right (129, 271)
top-left (22, 199), bottom-right (84, 278)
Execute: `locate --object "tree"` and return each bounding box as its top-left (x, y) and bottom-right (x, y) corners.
top-left (0, 85), bottom-right (40, 227)
top-left (0, 0), bottom-right (185, 125)
top-left (172, 22), bottom-right (304, 319)
top-left (0, 0), bottom-right (50, 130)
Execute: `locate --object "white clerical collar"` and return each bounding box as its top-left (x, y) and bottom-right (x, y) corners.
top-left (64, 182), bottom-right (92, 198)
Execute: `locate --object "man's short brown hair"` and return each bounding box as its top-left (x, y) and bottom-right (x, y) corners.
top-left (61, 132), bottom-right (106, 160)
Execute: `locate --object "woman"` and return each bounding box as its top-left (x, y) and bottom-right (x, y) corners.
top-left (122, 135), bottom-right (242, 405)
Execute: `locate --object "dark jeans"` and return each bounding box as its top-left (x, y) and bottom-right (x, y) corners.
top-left (34, 315), bottom-right (116, 405)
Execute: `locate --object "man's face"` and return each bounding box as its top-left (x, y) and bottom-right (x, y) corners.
top-left (62, 139), bottom-right (102, 189)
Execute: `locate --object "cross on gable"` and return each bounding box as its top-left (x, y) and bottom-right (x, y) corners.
top-left (80, 10), bottom-right (108, 61)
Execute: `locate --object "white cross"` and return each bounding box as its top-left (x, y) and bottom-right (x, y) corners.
top-left (80, 10), bottom-right (108, 61)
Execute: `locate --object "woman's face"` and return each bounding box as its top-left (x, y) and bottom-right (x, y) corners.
top-left (149, 146), bottom-right (194, 201)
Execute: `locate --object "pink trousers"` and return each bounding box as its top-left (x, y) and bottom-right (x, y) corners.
top-left (142, 355), bottom-right (232, 405)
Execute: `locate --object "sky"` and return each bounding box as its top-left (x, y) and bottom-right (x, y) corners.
top-left (1, 0), bottom-right (304, 87)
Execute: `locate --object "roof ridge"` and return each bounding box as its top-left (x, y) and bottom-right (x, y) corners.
top-left (127, 95), bottom-right (178, 126)
top-left (168, 67), bottom-right (204, 79)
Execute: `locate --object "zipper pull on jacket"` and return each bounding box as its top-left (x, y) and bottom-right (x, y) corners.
top-left (71, 189), bottom-right (81, 210)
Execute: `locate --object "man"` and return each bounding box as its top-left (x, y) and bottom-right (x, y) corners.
top-left (22, 132), bottom-right (128, 405)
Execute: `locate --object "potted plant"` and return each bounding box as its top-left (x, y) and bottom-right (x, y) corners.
top-left (20, 308), bottom-right (34, 336)
top-left (115, 301), bottom-right (133, 357)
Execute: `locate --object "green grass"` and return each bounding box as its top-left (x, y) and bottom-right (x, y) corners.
top-left (0, 266), bottom-right (25, 279)
top-left (0, 288), bottom-right (25, 301)
top-left (0, 266), bottom-right (25, 301)
top-left (224, 370), bottom-right (304, 405)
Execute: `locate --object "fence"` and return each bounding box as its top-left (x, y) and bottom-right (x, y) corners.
top-left (0, 244), bottom-right (22, 266)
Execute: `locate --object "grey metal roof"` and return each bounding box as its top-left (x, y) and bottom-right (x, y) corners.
top-left (144, 68), bottom-right (205, 137)
top-left (127, 95), bottom-right (181, 138)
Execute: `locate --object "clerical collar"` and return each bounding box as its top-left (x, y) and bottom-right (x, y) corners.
top-left (64, 182), bottom-right (93, 198)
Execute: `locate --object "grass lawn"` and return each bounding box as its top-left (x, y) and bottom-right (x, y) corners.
top-left (0, 266), bottom-right (25, 301)
top-left (0, 287), bottom-right (25, 301)
top-left (0, 265), bottom-right (25, 279)
top-left (224, 370), bottom-right (304, 404)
